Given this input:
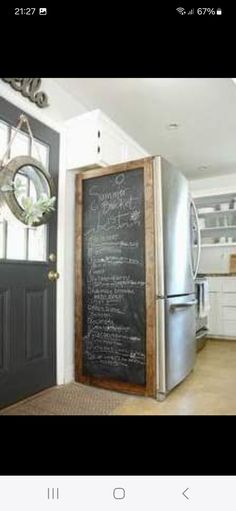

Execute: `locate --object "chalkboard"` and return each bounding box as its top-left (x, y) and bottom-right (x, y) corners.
top-left (82, 168), bottom-right (146, 385)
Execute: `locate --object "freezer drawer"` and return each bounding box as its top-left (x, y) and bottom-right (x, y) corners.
top-left (165, 294), bottom-right (197, 392)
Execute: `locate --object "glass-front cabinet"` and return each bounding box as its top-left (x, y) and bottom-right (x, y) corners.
top-left (194, 192), bottom-right (236, 246)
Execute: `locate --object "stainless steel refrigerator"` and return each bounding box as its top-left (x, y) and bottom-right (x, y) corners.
top-left (153, 157), bottom-right (201, 399)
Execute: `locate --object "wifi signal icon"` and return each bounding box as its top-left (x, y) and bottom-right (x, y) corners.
top-left (176, 7), bottom-right (186, 14)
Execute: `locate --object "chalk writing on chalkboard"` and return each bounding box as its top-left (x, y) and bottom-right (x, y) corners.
top-left (82, 169), bottom-right (146, 384)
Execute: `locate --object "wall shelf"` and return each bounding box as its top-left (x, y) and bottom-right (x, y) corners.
top-left (195, 193), bottom-right (236, 208)
top-left (194, 243), bottom-right (236, 247)
top-left (195, 192), bottom-right (236, 248)
top-left (198, 210), bottom-right (236, 218)
top-left (201, 226), bottom-right (236, 236)
top-left (200, 243), bottom-right (236, 247)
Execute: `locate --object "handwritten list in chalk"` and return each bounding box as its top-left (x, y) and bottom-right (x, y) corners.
top-left (82, 168), bottom-right (146, 385)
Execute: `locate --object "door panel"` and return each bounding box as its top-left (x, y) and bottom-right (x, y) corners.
top-left (0, 263), bottom-right (56, 407)
top-left (160, 158), bottom-right (194, 295)
top-left (165, 294), bottom-right (196, 391)
top-left (0, 97), bottom-right (59, 408)
top-left (0, 288), bottom-right (10, 373)
top-left (25, 288), bottom-right (48, 361)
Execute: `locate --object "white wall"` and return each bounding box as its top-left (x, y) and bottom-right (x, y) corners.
top-left (0, 78), bottom-right (88, 384)
top-left (190, 173), bottom-right (236, 197)
top-left (190, 172), bottom-right (236, 274)
top-left (58, 156), bottom-right (76, 382)
top-left (0, 78), bottom-right (86, 125)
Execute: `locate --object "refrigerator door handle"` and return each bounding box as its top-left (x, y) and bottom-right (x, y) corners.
top-left (170, 299), bottom-right (198, 310)
top-left (191, 197), bottom-right (201, 280)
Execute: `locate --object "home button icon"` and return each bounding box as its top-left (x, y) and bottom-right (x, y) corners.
top-left (113, 488), bottom-right (125, 500)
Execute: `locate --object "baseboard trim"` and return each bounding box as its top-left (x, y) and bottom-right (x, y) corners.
top-left (206, 336), bottom-right (236, 341)
top-left (64, 364), bottom-right (75, 383)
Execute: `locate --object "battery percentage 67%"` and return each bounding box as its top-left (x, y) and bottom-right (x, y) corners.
top-left (197, 8), bottom-right (217, 14)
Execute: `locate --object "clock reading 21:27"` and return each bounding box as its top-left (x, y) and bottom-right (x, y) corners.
top-left (14, 8), bottom-right (47, 15)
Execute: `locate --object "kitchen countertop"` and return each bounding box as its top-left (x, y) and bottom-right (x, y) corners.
top-left (197, 273), bottom-right (236, 277)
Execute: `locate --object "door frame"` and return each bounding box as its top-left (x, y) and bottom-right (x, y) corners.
top-left (75, 157), bottom-right (156, 397)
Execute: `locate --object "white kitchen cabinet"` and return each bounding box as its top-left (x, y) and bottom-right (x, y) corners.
top-left (208, 292), bottom-right (221, 335)
top-left (64, 109), bottom-right (149, 170)
top-left (222, 277), bottom-right (236, 292)
top-left (208, 277), bottom-right (236, 338)
top-left (222, 293), bottom-right (236, 306)
top-left (208, 276), bottom-right (223, 291)
top-left (221, 321), bottom-right (236, 337)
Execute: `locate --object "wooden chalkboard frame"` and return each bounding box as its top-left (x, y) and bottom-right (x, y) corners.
top-left (75, 157), bottom-right (156, 397)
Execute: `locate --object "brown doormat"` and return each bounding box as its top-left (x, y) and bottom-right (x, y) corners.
top-left (0, 382), bottom-right (131, 415)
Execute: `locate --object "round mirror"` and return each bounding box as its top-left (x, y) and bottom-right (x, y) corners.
top-left (0, 156), bottom-right (56, 226)
top-left (13, 164), bottom-right (51, 206)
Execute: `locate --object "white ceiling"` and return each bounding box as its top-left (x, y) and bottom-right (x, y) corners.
top-left (54, 78), bottom-right (236, 179)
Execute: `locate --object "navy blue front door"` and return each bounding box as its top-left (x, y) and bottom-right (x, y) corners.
top-left (0, 97), bottom-right (59, 408)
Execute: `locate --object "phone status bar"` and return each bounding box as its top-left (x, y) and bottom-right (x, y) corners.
top-left (176, 7), bottom-right (223, 15)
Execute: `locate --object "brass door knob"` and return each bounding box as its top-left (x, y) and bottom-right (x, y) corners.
top-left (48, 270), bottom-right (60, 281)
